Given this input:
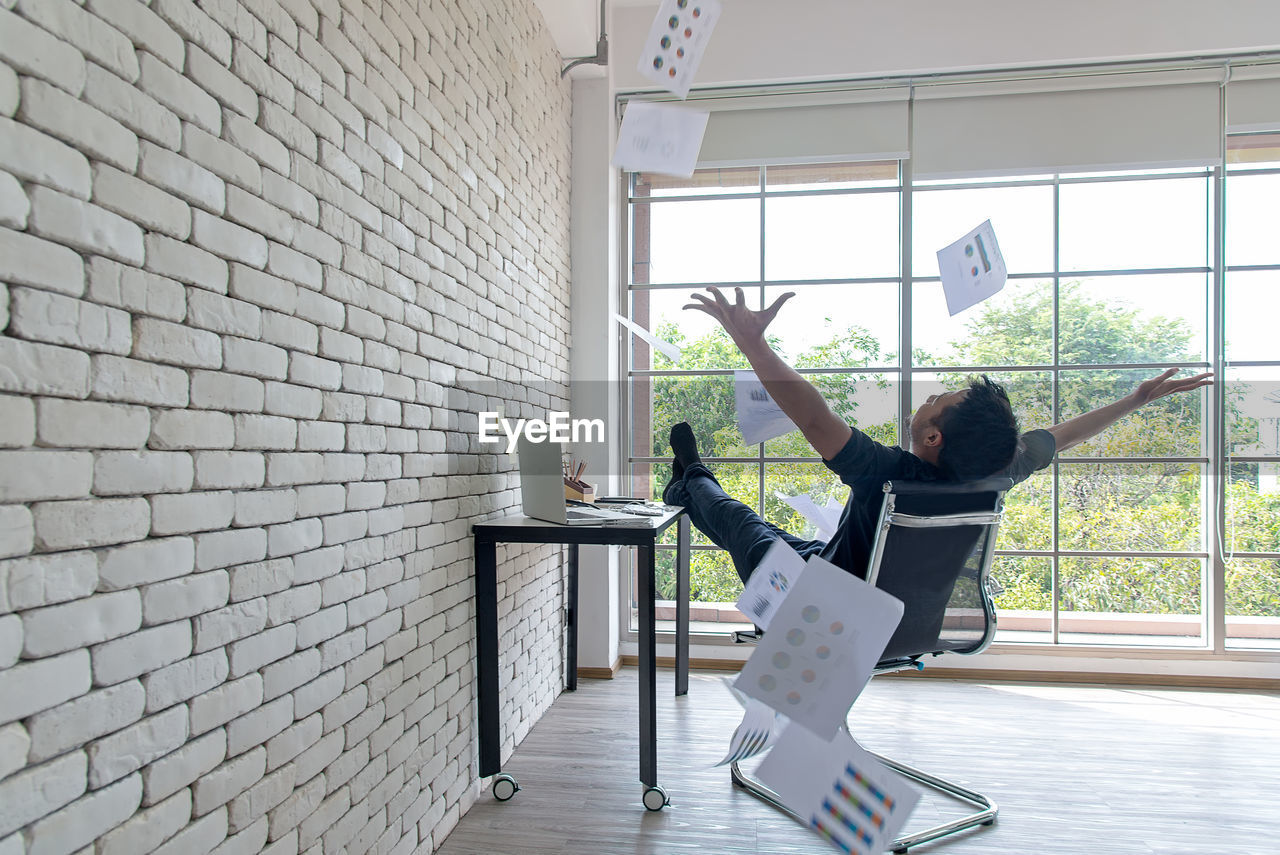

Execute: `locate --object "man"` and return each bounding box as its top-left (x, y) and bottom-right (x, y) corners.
top-left (662, 285), bottom-right (1213, 583)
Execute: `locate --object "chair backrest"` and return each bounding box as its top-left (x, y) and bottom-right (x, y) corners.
top-left (866, 477), bottom-right (1012, 663)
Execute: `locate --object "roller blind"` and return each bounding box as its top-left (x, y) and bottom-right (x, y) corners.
top-left (690, 88), bottom-right (910, 168)
top-left (912, 72), bottom-right (1223, 179)
top-left (1227, 65), bottom-right (1280, 132)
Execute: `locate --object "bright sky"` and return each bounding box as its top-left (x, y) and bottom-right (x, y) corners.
top-left (638, 169), bottom-right (1279, 385)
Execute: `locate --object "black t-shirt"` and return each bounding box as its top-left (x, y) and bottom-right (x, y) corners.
top-left (817, 428), bottom-right (1056, 578)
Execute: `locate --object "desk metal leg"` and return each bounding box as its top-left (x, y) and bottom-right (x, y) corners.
top-left (566, 543), bottom-right (578, 692)
top-left (475, 536), bottom-right (501, 778)
top-left (676, 515), bottom-right (690, 696)
top-left (636, 542), bottom-right (657, 788)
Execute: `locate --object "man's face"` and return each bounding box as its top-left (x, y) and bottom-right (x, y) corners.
top-left (908, 388), bottom-right (970, 455)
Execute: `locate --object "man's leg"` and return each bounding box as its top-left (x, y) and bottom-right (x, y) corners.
top-left (664, 463), bottom-right (821, 583)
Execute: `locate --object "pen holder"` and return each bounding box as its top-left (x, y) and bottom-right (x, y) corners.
top-left (564, 479), bottom-right (595, 503)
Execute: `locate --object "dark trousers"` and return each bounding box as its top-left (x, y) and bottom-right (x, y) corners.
top-left (663, 463), bottom-right (826, 583)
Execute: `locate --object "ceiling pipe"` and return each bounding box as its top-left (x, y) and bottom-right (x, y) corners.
top-left (561, 0), bottom-right (609, 77)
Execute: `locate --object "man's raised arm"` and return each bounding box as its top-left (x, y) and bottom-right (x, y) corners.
top-left (684, 286), bottom-right (853, 460)
top-left (1047, 368), bottom-right (1214, 453)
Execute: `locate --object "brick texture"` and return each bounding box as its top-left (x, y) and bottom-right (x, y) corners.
top-left (0, 0), bottom-right (571, 853)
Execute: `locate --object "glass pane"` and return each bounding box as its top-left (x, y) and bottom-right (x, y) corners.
top-left (912, 184), bottom-right (1054, 277)
top-left (910, 372), bottom-right (1053, 442)
top-left (1225, 367), bottom-right (1280, 458)
top-left (1058, 556), bottom-right (1204, 647)
top-left (636, 197), bottom-right (760, 285)
top-left (1060, 275), bottom-right (1206, 364)
top-left (764, 373), bottom-right (898, 458)
top-left (636, 374), bottom-right (744, 459)
top-left (763, 284), bottom-right (898, 369)
top-left (1059, 176), bottom-right (1209, 271)
top-left (1057, 369), bottom-right (1207, 458)
top-left (1225, 558), bottom-right (1280, 651)
top-left (635, 166), bottom-right (759, 197)
top-left (1226, 132), bottom-right (1280, 169)
top-left (629, 288), bottom-right (753, 371)
top-left (997, 468), bottom-right (1052, 552)
top-left (764, 192), bottom-right (899, 280)
top-left (1225, 469), bottom-right (1280, 554)
top-left (762, 463), bottom-right (849, 539)
top-left (1058, 463), bottom-right (1203, 552)
top-left (765, 161), bottom-right (899, 192)
top-left (990, 556), bottom-right (1053, 643)
top-left (646, 547), bottom-right (744, 613)
top-left (1225, 271), bottom-right (1280, 362)
top-left (1225, 171), bottom-right (1280, 266)
top-left (911, 279), bottom-right (1052, 367)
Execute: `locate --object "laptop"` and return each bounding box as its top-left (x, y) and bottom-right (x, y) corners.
top-left (516, 435), bottom-right (650, 526)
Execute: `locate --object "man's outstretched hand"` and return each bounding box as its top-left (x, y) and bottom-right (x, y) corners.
top-left (684, 286), bottom-right (795, 353)
top-left (1128, 369), bottom-right (1214, 408)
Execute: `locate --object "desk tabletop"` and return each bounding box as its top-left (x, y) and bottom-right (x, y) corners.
top-left (472, 506), bottom-right (686, 545)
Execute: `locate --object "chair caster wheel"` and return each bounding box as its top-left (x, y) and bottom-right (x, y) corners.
top-left (492, 774), bottom-right (519, 801)
top-left (642, 785), bottom-right (669, 811)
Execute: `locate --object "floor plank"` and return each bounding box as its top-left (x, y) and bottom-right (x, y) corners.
top-left (437, 669), bottom-right (1280, 854)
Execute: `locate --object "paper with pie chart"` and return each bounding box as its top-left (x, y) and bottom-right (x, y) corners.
top-left (636, 0), bottom-right (723, 99)
top-left (936, 219), bottom-right (1007, 316)
top-left (736, 538), bottom-right (807, 631)
top-left (734, 555), bottom-right (904, 740)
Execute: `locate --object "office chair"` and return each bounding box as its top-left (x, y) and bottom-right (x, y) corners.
top-left (731, 476), bottom-right (1013, 853)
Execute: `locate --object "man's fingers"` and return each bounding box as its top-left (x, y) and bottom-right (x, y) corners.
top-left (733, 286), bottom-right (746, 308)
top-left (761, 291), bottom-right (796, 323)
top-left (705, 286), bottom-right (730, 308)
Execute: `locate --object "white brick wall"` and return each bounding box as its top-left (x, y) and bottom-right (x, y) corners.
top-left (0, 1), bottom-right (571, 853)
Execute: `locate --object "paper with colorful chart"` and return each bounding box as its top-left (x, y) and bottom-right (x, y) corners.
top-left (936, 219), bottom-right (1007, 316)
top-left (715, 695), bottom-right (789, 767)
top-left (635, 0), bottom-right (723, 99)
top-left (734, 555), bottom-right (904, 740)
top-left (736, 538), bottom-right (807, 631)
top-left (611, 101), bottom-right (710, 178)
top-left (756, 725), bottom-right (920, 855)
top-left (734, 370), bottom-right (798, 445)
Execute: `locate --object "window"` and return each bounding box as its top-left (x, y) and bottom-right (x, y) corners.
top-left (627, 163), bottom-right (901, 624)
top-left (1224, 132), bottom-right (1280, 651)
top-left (621, 83), bottom-right (1280, 656)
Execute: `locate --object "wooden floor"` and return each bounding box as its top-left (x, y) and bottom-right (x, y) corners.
top-left (437, 669), bottom-right (1280, 854)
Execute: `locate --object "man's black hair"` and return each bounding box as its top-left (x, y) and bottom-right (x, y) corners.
top-left (935, 375), bottom-right (1019, 481)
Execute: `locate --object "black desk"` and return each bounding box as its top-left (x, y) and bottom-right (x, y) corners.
top-left (472, 508), bottom-right (690, 807)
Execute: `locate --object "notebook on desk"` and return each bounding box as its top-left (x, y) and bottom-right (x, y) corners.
top-left (516, 435), bottom-right (651, 526)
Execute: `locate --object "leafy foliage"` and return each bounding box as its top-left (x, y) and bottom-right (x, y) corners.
top-left (640, 283), bottom-right (1280, 623)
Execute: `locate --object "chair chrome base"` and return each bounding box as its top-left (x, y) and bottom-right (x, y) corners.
top-left (730, 751), bottom-right (997, 853)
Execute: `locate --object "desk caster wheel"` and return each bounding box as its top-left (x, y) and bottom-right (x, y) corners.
top-left (492, 774), bottom-right (519, 802)
top-left (642, 785), bottom-right (669, 811)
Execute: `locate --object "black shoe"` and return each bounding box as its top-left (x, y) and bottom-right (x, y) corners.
top-left (669, 422), bottom-right (702, 471)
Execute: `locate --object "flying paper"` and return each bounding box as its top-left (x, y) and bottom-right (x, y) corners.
top-left (734, 555), bottom-right (904, 740)
top-left (756, 726), bottom-right (920, 855)
top-left (936, 219), bottom-right (1008, 316)
top-left (736, 538), bottom-right (807, 631)
top-left (635, 0), bottom-right (723, 99)
top-left (611, 101), bottom-right (710, 178)
top-left (735, 370), bottom-right (797, 445)
top-left (780, 492), bottom-right (845, 541)
top-left (715, 696), bottom-right (788, 767)
top-left (614, 312), bottom-right (682, 363)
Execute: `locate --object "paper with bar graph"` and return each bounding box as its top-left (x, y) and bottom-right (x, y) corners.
top-left (756, 726), bottom-right (920, 855)
top-left (937, 219), bottom-right (1007, 316)
top-left (715, 696), bottom-right (788, 767)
